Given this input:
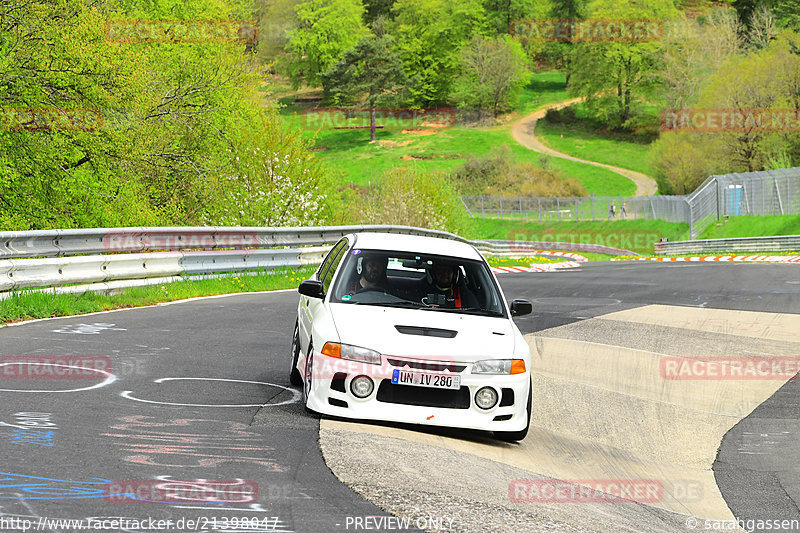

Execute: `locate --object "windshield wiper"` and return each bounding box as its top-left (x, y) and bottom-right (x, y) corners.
top-left (433, 307), bottom-right (505, 317)
top-left (379, 301), bottom-right (428, 309)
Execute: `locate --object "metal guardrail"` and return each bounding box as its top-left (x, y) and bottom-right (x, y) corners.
top-left (0, 225), bottom-right (469, 259)
top-left (0, 225), bottom-right (641, 296)
top-left (655, 235), bottom-right (800, 255)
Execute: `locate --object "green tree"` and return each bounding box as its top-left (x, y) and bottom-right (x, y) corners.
top-left (773, 0), bottom-right (800, 30)
top-left (482, 0), bottom-right (541, 35)
top-left (568, 0), bottom-right (680, 129)
top-left (548, 0), bottom-right (587, 87)
top-left (0, 0), bottom-right (334, 230)
top-left (321, 34), bottom-right (408, 141)
top-left (363, 0), bottom-right (396, 24)
top-left (452, 35), bottom-right (529, 117)
top-left (285, 0), bottom-right (368, 88)
top-left (698, 33), bottom-right (800, 171)
top-left (390, 0), bottom-right (487, 106)
top-left (660, 9), bottom-right (741, 111)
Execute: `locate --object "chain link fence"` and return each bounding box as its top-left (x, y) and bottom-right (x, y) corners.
top-left (460, 167), bottom-right (800, 239)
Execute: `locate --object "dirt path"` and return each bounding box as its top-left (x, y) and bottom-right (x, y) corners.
top-left (511, 98), bottom-right (658, 196)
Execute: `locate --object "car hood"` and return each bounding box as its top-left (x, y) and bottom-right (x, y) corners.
top-left (329, 303), bottom-right (516, 361)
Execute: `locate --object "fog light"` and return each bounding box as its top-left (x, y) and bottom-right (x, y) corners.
top-left (350, 375), bottom-right (374, 398)
top-left (474, 387), bottom-right (498, 410)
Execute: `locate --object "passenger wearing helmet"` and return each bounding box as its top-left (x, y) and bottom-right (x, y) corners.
top-left (425, 261), bottom-right (479, 309)
top-left (350, 253), bottom-right (388, 293)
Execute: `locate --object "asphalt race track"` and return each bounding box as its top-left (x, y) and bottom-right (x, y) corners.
top-left (0, 261), bottom-right (798, 533)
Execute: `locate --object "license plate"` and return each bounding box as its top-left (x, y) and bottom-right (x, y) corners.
top-left (391, 369), bottom-right (461, 390)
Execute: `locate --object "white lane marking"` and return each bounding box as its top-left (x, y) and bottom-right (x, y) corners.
top-left (120, 377), bottom-right (300, 407)
top-left (0, 363), bottom-right (117, 393)
top-left (52, 323), bottom-right (126, 335)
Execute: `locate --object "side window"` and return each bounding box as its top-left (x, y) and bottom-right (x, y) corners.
top-left (317, 239), bottom-right (347, 280)
top-left (321, 240), bottom-right (348, 293)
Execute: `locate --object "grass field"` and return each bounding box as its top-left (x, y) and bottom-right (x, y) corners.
top-left (535, 103), bottom-right (656, 177)
top-left (277, 72), bottom-right (637, 196)
top-left (701, 215), bottom-right (800, 239)
top-left (0, 268), bottom-right (314, 325)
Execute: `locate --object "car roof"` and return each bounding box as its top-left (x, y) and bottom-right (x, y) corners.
top-left (350, 232), bottom-right (483, 261)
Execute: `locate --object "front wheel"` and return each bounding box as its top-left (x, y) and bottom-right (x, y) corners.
top-left (289, 321), bottom-right (302, 386)
top-left (302, 344), bottom-right (317, 414)
top-left (494, 386), bottom-right (531, 442)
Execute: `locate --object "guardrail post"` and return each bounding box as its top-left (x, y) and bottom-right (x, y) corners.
top-left (481, 196), bottom-right (485, 218)
top-left (538, 198), bottom-right (542, 222)
top-left (499, 197), bottom-right (503, 220)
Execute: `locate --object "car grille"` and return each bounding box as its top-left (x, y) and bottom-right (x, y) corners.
top-left (376, 381), bottom-right (470, 409)
top-left (386, 358), bottom-right (466, 373)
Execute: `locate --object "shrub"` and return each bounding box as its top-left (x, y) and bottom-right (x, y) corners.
top-left (362, 165), bottom-right (472, 235)
top-left (648, 132), bottom-right (720, 195)
top-left (451, 145), bottom-right (587, 197)
top-left (543, 106), bottom-right (577, 124)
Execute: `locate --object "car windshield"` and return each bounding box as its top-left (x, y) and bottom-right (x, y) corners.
top-left (330, 249), bottom-right (506, 317)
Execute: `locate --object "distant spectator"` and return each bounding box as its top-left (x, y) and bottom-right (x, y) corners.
top-left (608, 202), bottom-right (616, 220)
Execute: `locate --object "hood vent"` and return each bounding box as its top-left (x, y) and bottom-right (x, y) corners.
top-left (394, 325), bottom-right (457, 338)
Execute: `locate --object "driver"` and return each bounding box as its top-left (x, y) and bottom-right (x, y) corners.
top-left (350, 253), bottom-right (388, 293)
top-left (425, 260), bottom-right (479, 309)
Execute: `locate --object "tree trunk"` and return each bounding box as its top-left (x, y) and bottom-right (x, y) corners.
top-left (370, 107), bottom-right (377, 142)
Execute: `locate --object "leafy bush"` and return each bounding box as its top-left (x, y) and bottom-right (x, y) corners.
top-left (361, 166), bottom-right (472, 235)
top-left (543, 106), bottom-right (578, 124)
top-left (648, 132), bottom-right (720, 195)
top-left (452, 146), bottom-right (587, 197)
top-left (201, 109), bottom-right (333, 227)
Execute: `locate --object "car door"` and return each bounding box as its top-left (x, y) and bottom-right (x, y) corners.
top-left (298, 238), bottom-right (349, 351)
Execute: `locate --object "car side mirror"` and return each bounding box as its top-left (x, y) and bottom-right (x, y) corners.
top-left (510, 299), bottom-right (532, 317)
top-left (299, 279), bottom-right (325, 299)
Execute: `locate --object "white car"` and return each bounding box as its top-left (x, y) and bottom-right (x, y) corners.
top-left (289, 232), bottom-right (533, 441)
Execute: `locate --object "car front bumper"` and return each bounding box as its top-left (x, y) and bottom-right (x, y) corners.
top-left (304, 352), bottom-right (531, 433)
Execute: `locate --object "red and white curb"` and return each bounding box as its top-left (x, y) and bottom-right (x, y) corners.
top-left (491, 261), bottom-right (582, 274)
top-left (610, 255), bottom-right (800, 263)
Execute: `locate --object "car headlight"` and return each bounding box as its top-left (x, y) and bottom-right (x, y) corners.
top-left (472, 359), bottom-right (526, 375)
top-left (321, 342), bottom-right (382, 365)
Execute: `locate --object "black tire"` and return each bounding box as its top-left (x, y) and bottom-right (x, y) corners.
top-left (302, 343), bottom-right (317, 414)
top-left (494, 386), bottom-right (532, 442)
top-left (289, 321), bottom-right (302, 387)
